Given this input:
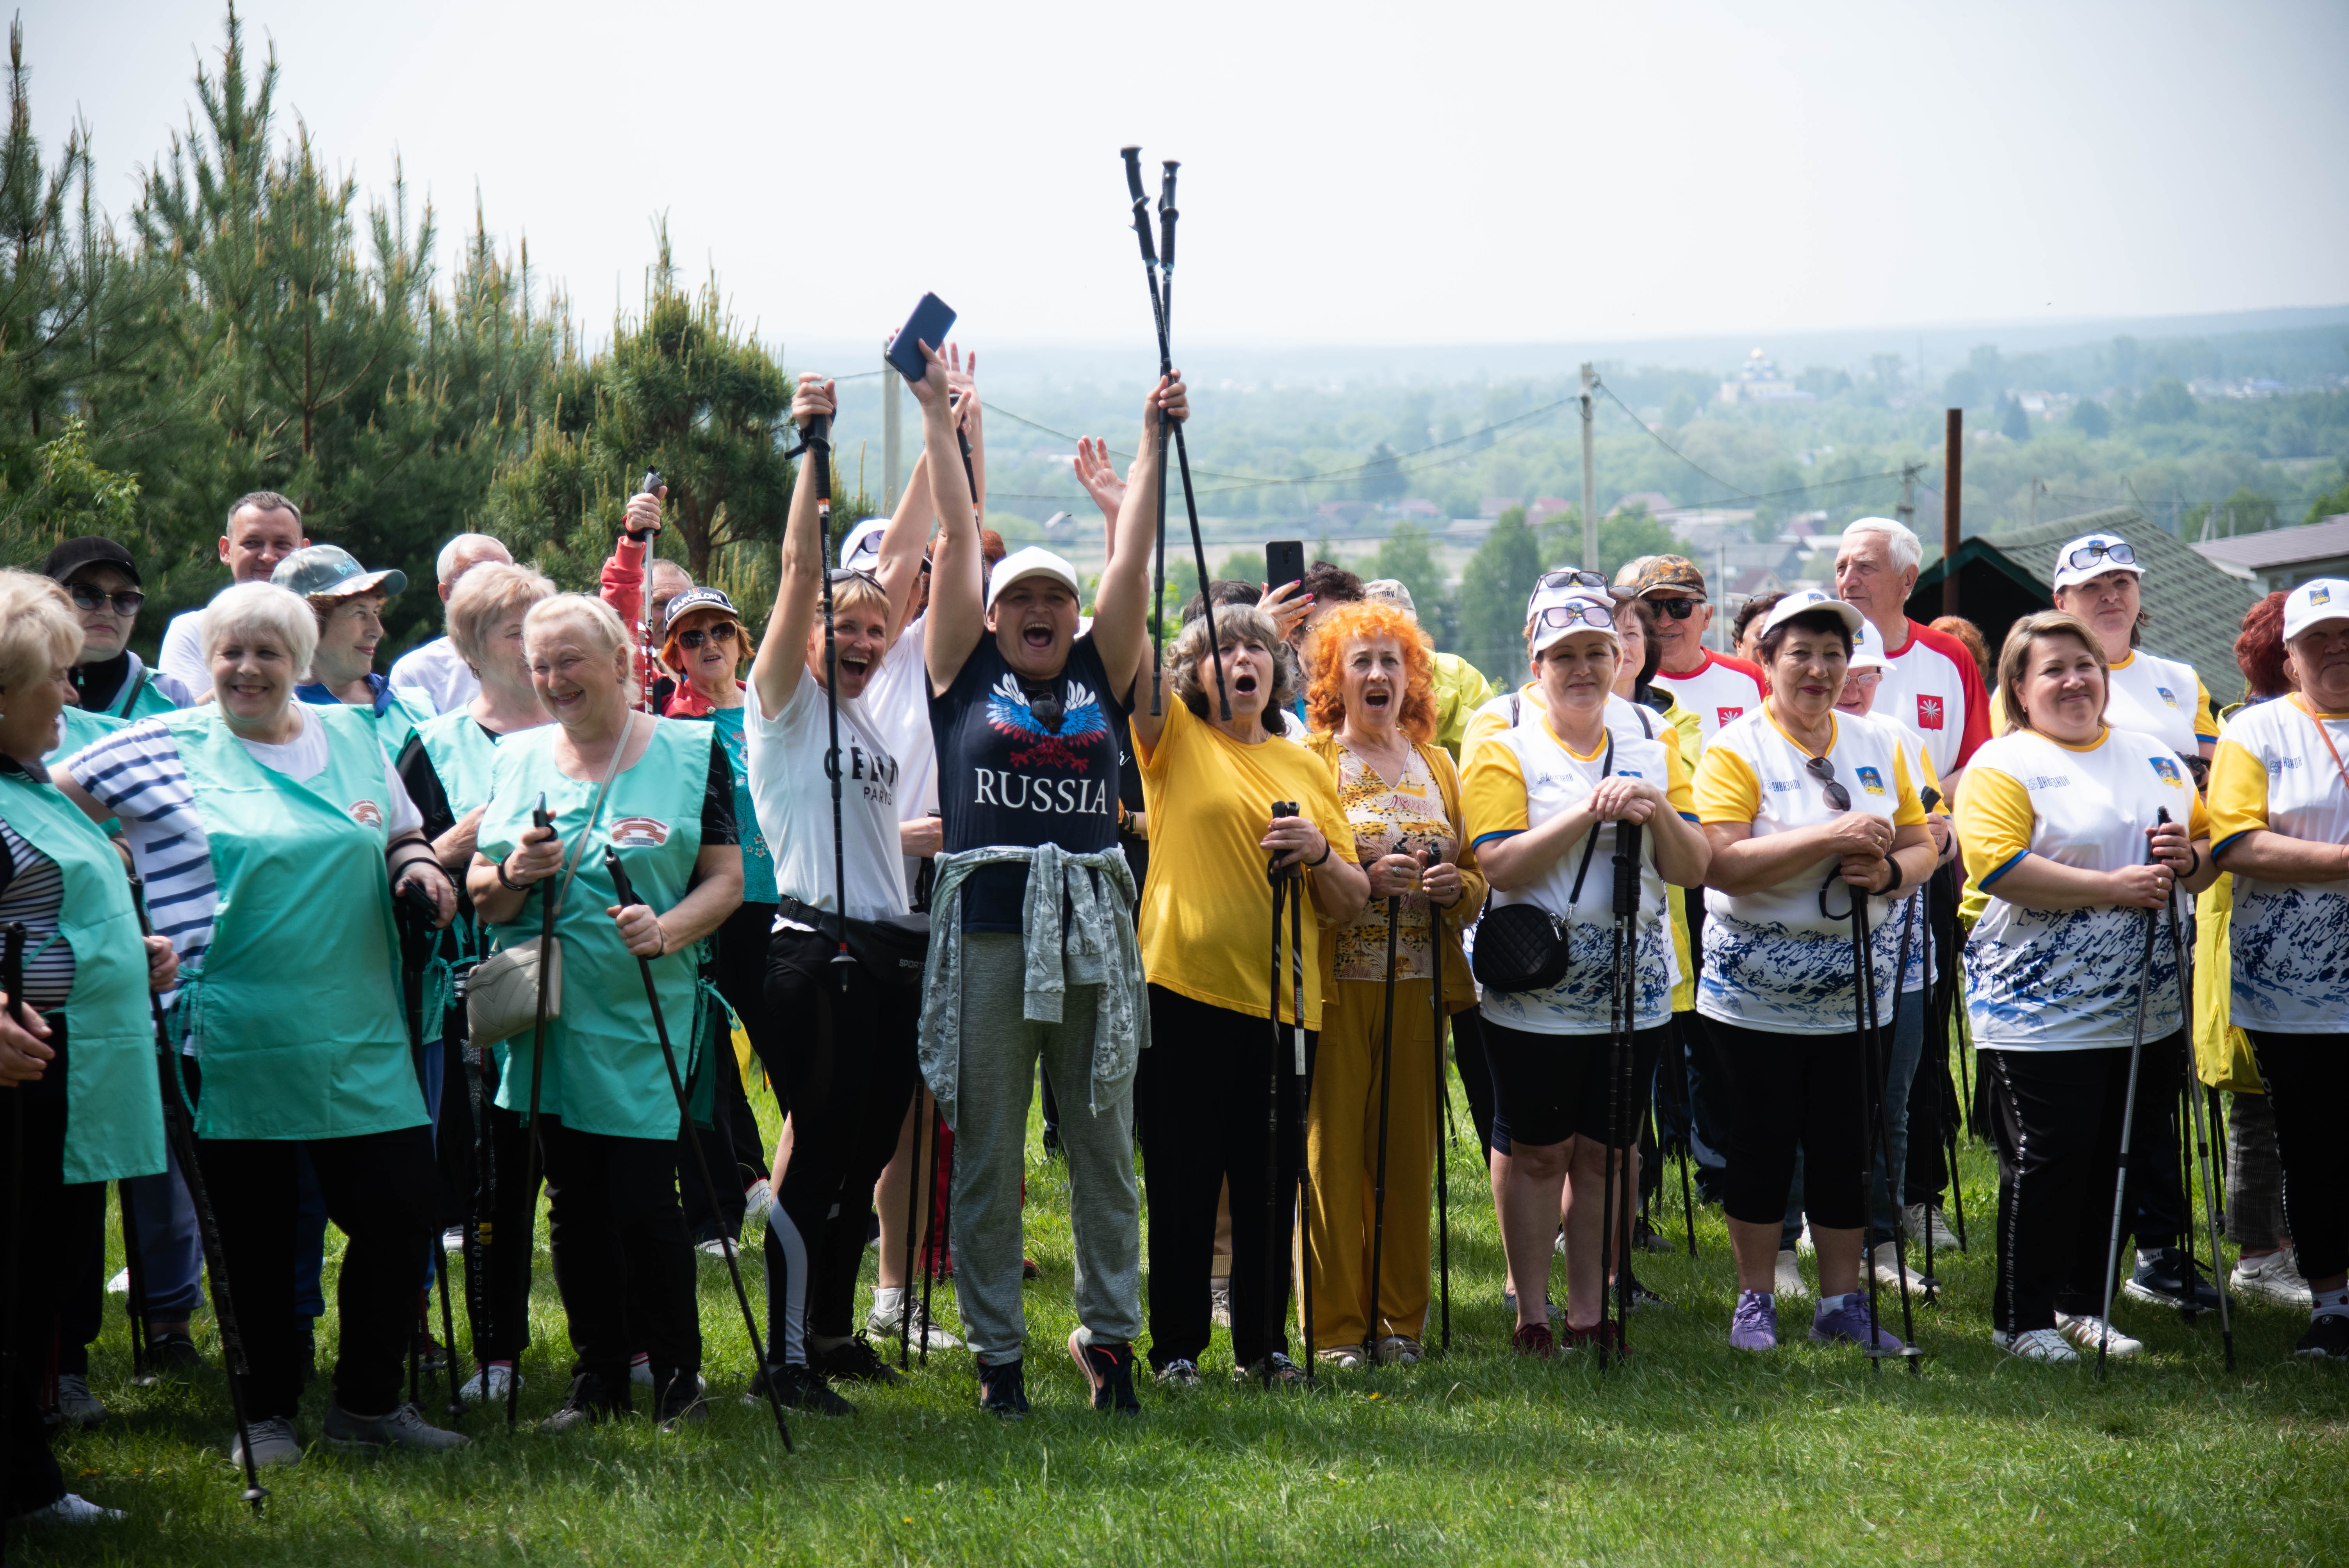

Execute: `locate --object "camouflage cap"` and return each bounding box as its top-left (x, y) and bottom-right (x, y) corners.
top-left (1629, 554), bottom-right (1707, 599)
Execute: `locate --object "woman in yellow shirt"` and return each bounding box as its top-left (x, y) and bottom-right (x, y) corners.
top-left (1133, 602), bottom-right (1369, 1387)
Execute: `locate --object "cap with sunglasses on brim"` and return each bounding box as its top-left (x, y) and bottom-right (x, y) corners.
top-left (1757, 588), bottom-right (1866, 640)
top-left (272, 543), bottom-right (407, 600)
top-left (43, 535), bottom-right (141, 588)
top-left (985, 546), bottom-right (1082, 613)
top-left (1524, 567), bottom-right (1616, 629)
top-left (1629, 554), bottom-right (1708, 601)
top-left (660, 586), bottom-right (745, 665)
top-left (2281, 577), bottom-right (2349, 641)
top-left (1527, 593), bottom-right (1623, 657)
top-left (2050, 532), bottom-right (2142, 591)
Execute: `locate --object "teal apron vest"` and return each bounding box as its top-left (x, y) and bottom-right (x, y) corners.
top-left (166, 705), bottom-right (426, 1141)
top-left (417, 709), bottom-right (516, 969)
top-left (0, 772), bottom-right (166, 1182)
top-left (477, 718), bottom-right (713, 1141)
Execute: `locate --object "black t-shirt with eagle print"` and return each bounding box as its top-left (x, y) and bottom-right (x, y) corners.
top-left (930, 630), bottom-right (1125, 932)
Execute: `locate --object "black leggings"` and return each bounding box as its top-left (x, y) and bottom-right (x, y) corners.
top-left (1138, 985), bottom-right (1309, 1372)
top-left (1981, 1044), bottom-right (2143, 1333)
top-left (539, 1115), bottom-right (699, 1388)
top-left (4, 1055), bottom-right (70, 1515)
top-left (2249, 1030), bottom-right (2349, 1284)
top-left (1450, 1008), bottom-right (1496, 1160)
top-left (1707, 1018), bottom-right (1870, 1231)
top-left (1481, 1018), bottom-right (1665, 1153)
top-left (758, 925), bottom-right (920, 1367)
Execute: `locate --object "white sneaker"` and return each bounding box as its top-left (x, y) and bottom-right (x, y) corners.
top-left (866, 1290), bottom-right (962, 1351)
top-left (1315, 1345), bottom-right (1362, 1371)
top-left (1903, 1203), bottom-right (1962, 1251)
top-left (1774, 1249), bottom-right (1810, 1300)
top-left (458, 1365), bottom-right (518, 1405)
top-left (2231, 1249), bottom-right (2313, 1308)
top-left (1994, 1327), bottom-right (2080, 1363)
top-left (696, 1237), bottom-right (737, 1261)
top-left (105, 1267), bottom-right (130, 1295)
top-left (18, 1492), bottom-right (123, 1524)
top-left (1868, 1240), bottom-right (1930, 1291)
top-left (442, 1226), bottom-right (465, 1254)
top-left (742, 1178), bottom-right (775, 1226)
top-left (2055, 1311), bottom-right (2142, 1358)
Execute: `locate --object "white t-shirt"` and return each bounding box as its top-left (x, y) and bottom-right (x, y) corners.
top-left (1873, 618), bottom-right (1989, 781)
top-left (1459, 684), bottom-right (1666, 769)
top-left (387, 636), bottom-right (481, 717)
top-left (1648, 650), bottom-right (1767, 746)
top-left (2208, 698), bottom-right (2349, 1034)
top-left (1956, 725), bottom-right (2208, 1051)
top-left (159, 608), bottom-right (212, 695)
top-left (1461, 715), bottom-right (1693, 1036)
top-left (1691, 707), bottom-right (1926, 1034)
top-left (746, 668), bottom-right (908, 927)
top-left (865, 613), bottom-right (939, 823)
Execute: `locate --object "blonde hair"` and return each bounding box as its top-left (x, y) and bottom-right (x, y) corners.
top-left (448, 562), bottom-right (557, 670)
top-left (825, 573), bottom-right (890, 625)
top-left (1304, 599), bottom-right (1437, 742)
top-left (0, 570), bottom-right (82, 695)
top-left (1997, 610), bottom-right (2109, 735)
top-left (201, 582), bottom-right (319, 675)
top-left (1170, 602), bottom-right (1293, 722)
top-left (524, 593), bottom-right (630, 661)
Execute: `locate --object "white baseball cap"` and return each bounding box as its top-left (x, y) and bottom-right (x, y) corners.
top-left (2051, 532), bottom-right (2144, 592)
top-left (1758, 588), bottom-right (1866, 640)
top-left (1847, 616), bottom-right (1894, 673)
top-left (838, 518), bottom-right (891, 569)
top-left (984, 546), bottom-right (1082, 612)
top-left (1527, 593), bottom-right (1622, 658)
top-left (2282, 577), bottom-right (2349, 641)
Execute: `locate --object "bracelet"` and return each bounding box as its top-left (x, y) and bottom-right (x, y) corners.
top-left (495, 855), bottom-right (527, 893)
top-left (2185, 846), bottom-right (2203, 880)
top-left (1305, 841), bottom-right (1333, 869)
top-left (389, 855), bottom-right (438, 884)
top-left (1878, 855), bottom-right (1905, 896)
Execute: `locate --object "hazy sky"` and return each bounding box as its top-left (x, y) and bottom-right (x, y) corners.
top-left (21, 0), bottom-right (2349, 355)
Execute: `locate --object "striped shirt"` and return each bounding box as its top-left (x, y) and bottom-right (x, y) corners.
top-left (59, 709), bottom-right (420, 1022)
top-left (0, 788), bottom-right (74, 1010)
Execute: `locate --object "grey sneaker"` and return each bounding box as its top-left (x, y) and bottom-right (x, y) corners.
top-left (1154, 1358), bottom-right (1202, 1388)
top-left (230, 1415), bottom-right (303, 1469)
top-left (867, 1294), bottom-right (962, 1351)
top-left (19, 1492), bottom-right (124, 1524)
top-left (323, 1402), bottom-right (471, 1452)
top-left (458, 1364), bottom-right (518, 1405)
top-left (1374, 1335), bottom-right (1424, 1366)
top-left (53, 1373), bottom-right (106, 1428)
top-left (2231, 1248), bottom-right (2313, 1308)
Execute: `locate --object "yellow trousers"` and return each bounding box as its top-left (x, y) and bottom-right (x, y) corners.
top-left (1303, 976), bottom-right (1440, 1350)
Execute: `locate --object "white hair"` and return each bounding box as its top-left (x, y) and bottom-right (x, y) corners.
top-left (435, 532), bottom-right (511, 585)
top-left (1838, 516), bottom-right (1922, 574)
top-left (200, 582), bottom-right (319, 674)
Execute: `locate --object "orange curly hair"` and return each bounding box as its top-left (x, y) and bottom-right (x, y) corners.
top-left (1304, 599), bottom-right (1438, 742)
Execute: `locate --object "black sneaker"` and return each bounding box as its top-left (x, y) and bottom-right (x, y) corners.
top-left (540, 1371), bottom-right (630, 1433)
top-left (814, 1335), bottom-right (905, 1387)
top-left (1068, 1332), bottom-right (1141, 1415)
top-left (144, 1331), bottom-right (205, 1373)
top-left (977, 1358), bottom-right (1029, 1420)
top-left (745, 1361), bottom-right (855, 1415)
top-left (2293, 1313), bottom-right (2349, 1360)
top-left (2123, 1248), bottom-right (2224, 1314)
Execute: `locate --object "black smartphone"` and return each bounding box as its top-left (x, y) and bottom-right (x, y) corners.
top-left (886, 292), bottom-right (957, 385)
top-left (1265, 540), bottom-right (1305, 595)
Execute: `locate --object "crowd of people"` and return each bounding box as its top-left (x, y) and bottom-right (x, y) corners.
top-left (2, 332), bottom-right (2345, 1528)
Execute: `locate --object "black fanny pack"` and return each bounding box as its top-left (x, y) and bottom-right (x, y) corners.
top-left (779, 896), bottom-right (931, 989)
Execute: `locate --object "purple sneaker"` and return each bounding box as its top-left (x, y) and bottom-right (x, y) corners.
top-left (1729, 1290), bottom-right (1777, 1352)
top-left (1809, 1293), bottom-right (1912, 1353)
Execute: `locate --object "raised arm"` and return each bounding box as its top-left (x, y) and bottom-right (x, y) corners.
top-left (874, 447), bottom-right (934, 647)
top-left (1093, 373), bottom-right (1183, 706)
top-left (915, 340), bottom-right (985, 695)
top-left (750, 374), bottom-right (837, 720)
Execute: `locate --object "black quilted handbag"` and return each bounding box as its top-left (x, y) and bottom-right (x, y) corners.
top-left (1470, 733), bottom-right (1613, 994)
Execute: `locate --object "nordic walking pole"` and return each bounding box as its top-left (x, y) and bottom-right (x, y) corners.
top-left (2166, 871), bottom-right (2234, 1370)
top-left (900, 1092), bottom-right (927, 1371)
top-left (119, 1178), bottom-right (150, 1384)
top-left (605, 850), bottom-right (791, 1449)
top-left (1364, 894), bottom-right (1401, 1365)
top-left (2097, 813), bottom-right (2168, 1380)
top-left (1154, 159), bottom-right (1226, 720)
top-left (2, 924), bottom-right (24, 1562)
top-left (1423, 848), bottom-right (1452, 1353)
top-left (1597, 820), bottom-right (1643, 1370)
top-left (1289, 849), bottom-right (1315, 1382)
top-left (918, 1094), bottom-right (944, 1371)
top-left (510, 792), bottom-right (556, 1431)
top-left (125, 880), bottom-right (267, 1517)
top-left (1118, 147), bottom-right (1226, 720)
top-left (1261, 825), bottom-right (1290, 1388)
top-left (394, 878), bottom-right (468, 1419)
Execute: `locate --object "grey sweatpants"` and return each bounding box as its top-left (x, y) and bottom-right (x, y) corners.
top-left (949, 934), bottom-right (1141, 1364)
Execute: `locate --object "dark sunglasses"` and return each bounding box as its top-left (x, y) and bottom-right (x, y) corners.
top-left (68, 582), bottom-right (145, 617)
top-left (1648, 596), bottom-right (1703, 621)
top-left (1024, 681), bottom-right (1065, 733)
top-left (827, 567), bottom-right (882, 589)
top-left (2063, 540), bottom-right (2135, 571)
top-left (675, 623), bottom-right (740, 651)
top-left (1804, 753), bottom-right (1851, 813)
top-left (1535, 567), bottom-right (1608, 593)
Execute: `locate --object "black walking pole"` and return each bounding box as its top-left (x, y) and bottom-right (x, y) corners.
top-left (1289, 845), bottom-right (1314, 1382)
top-left (1155, 159), bottom-right (1226, 720)
top-left (1364, 895), bottom-right (1401, 1365)
top-left (510, 793), bottom-right (556, 1431)
top-left (2165, 871), bottom-right (2235, 1370)
top-left (1844, 874), bottom-right (1922, 1372)
top-left (917, 1095), bottom-right (945, 1371)
top-left (899, 1092), bottom-right (927, 1371)
top-left (125, 881), bottom-right (267, 1516)
top-left (119, 1177), bottom-right (150, 1384)
top-left (1426, 849), bottom-right (1452, 1354)
top-left (2096, 812), bottom-right (2167, 1379)
top-left (463, 1037), bottom-right (497, 1401)
top-left (604, 850), bottom-right (791, 1449)
top-left (395, 880), bottom-right (468, 1420)
top-left (1261, 825), bottom-right (1291, 1388)
top-left (3, 923), bottom-right (25, 1562)
top-left (1597, 821), bottom-right (1643, 1371)
top-left (1117, 147), bottom-right (1226, 720)
top-left (1674, 1025), bottom-right (1698, 1257)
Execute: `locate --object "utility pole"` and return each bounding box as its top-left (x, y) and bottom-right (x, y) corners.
top-left (1579, 363), bottom-right (1599, 572)
top-left (882, 365), bottom-right (904, 511)
top-left (1895, 461), bottom-right (1921, 531)
top-left (1942, 409), bottom-right (1963, 618)
top-left (2031, 475), bottom-right (2041, 529)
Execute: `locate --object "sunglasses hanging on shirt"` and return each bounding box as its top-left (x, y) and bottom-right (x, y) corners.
top-left (1024, 680), bottom-right (1066, 733)
top-left (1805, 753), bottom-right (1851, 813)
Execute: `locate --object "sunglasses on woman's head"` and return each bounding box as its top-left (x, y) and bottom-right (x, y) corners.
top-left (1805, 754), bottom-right (1851, 812)
top-left (1532, 602), bottom-right (1618, 633)
top-left (1535, 567), bottom-right (1608, 593)
top-left (675, 622), bottom-right (739, 651)
top-left (1648, 597), bottom-right (1702, 620)
top-left (68, 582), bottom-right (145, 616)
top-left (2064, 541), bottom-right (2135, 571)
top-left (826, 567), bottom-right (882, 589)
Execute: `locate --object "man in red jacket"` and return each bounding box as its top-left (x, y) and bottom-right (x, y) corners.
top-left (602, 484), bottom-right (695, 711)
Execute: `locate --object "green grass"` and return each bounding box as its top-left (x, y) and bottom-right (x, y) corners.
top-left (26, 1055), bottom-right (2348, 1567)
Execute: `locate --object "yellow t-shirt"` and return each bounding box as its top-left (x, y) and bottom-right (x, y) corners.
top-left (1135, 700), bottom-right (1358, 1028)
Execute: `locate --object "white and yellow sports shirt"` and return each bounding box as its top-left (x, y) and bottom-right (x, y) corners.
top-left (1691, 707), bottom-right (1927, 1034)
top-left (1458, 684), bottom-right (1668, 770)
top-left (1991, 647), bottom-right (2217, 760)
top-left (1461, 715), bottom-right (1693, 1037)
top-left (1956, 725), bottom-right (2209, 1050)
top-left (2208, 696), bottom-right (2349, 1034)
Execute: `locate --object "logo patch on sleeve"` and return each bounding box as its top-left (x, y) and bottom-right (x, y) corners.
top-left (609, 817), bottom-right (672, 847)
top-left (1856, 766), bottom-right (1887, 796)
top-left (1716, 706), bottom-right (1743, 727)
top-left (1916, 694), bottom-right (1944, 730)
top-left (2149, 757), bottom-right (2183, 787)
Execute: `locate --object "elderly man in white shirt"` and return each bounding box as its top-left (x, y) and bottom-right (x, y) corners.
top-left (387, 533), bottom-right (514, 715)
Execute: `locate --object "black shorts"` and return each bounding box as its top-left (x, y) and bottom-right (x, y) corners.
top-left (1482, 1017), bottom-right (1666, 1154)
